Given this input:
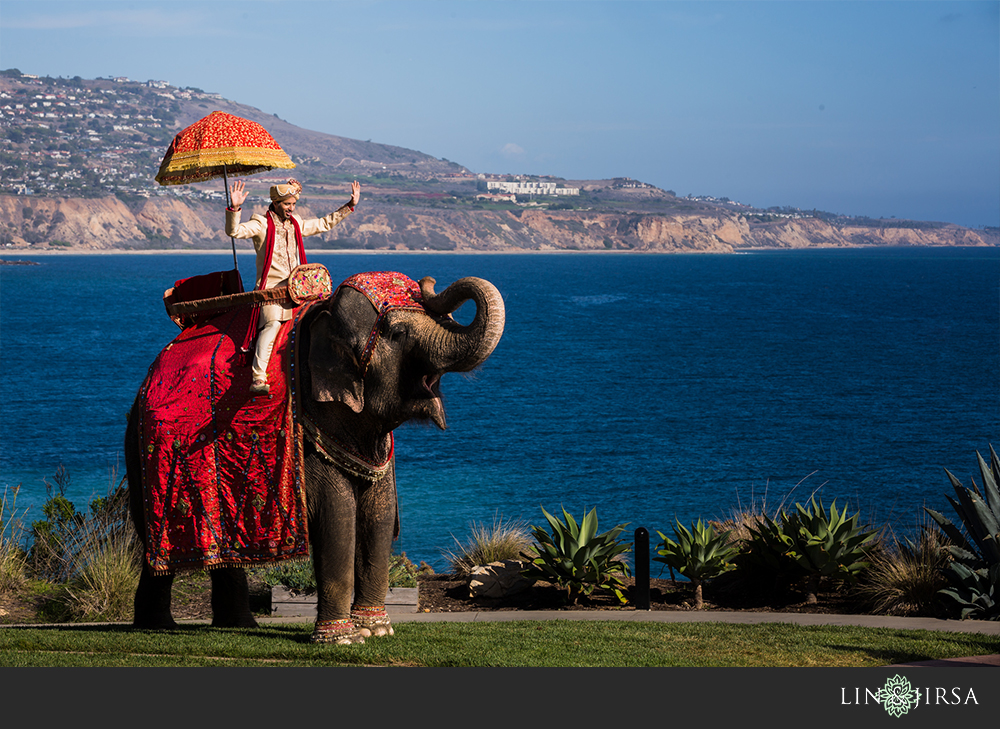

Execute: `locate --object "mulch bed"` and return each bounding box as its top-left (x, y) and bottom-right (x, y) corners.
top-left (1, 569), bottom-right (870, 624)
top-left (416, 571), bottom-right (867, 615)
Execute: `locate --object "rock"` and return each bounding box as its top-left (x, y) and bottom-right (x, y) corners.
top-left (468, 560), bottom-right (531, 599)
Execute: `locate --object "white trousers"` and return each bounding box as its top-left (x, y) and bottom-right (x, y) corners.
top-left (251, 318), bottom-right (283, 382)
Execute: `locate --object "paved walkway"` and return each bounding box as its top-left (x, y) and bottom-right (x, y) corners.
top-left (270, 584), bottom-right (1000, 635)
top-left (264, 607), bottom-right (1000, 634)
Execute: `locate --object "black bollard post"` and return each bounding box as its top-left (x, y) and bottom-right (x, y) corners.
top-left (633, 527), bottom-right (650, 611)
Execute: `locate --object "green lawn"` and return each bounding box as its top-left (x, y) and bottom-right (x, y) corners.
top-left (1, 620), bottom-right (997, 667)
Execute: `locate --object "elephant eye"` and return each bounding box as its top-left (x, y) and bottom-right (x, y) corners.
top-left (386, 325), bottom-right (408, 344)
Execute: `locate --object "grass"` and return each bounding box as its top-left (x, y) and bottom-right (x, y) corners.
top-left (0, 620), bottom-right (997, 667)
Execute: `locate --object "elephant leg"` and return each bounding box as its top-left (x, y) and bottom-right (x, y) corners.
top-left (351, 473), bottom-right (397, 638)
top-left (307, 459), bottom-right (365, 645)
top-left (133, 564), bottom-right (178, 629)
top-left (209, 567), bottom-right (259, 628)
top-left (126, 408), bottom-right (179, 629)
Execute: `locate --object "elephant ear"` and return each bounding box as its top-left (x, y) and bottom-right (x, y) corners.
top-left (307, 308), bottom-right (364, 412)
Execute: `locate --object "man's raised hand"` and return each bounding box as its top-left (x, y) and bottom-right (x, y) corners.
top-left (230, 179), bottom-right (248, 209)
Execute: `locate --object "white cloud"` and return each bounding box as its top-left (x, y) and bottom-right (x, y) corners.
top-left (500, 143), bottom-right (525, 158)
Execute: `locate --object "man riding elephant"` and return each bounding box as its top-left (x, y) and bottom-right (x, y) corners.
top-left (226, 177), bottom-right (362, 394)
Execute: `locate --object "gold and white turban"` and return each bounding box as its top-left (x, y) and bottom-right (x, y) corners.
top-left (270, 178), bottom-right (302, 202)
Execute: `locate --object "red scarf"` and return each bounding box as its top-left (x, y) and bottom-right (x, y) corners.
top-left (242, 210), bottom-right (307, 355)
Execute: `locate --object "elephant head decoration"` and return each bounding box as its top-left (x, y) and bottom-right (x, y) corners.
top-left (125, 271), bottom-right (505, 644)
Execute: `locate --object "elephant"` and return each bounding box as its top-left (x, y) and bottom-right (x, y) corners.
top-left (125, 271), bottom-right (505, 644)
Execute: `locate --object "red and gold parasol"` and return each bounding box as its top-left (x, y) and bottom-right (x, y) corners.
top-left (155, 111), bottom-right (296, 269)
top-left (155, 110), bottom-right (295, 186)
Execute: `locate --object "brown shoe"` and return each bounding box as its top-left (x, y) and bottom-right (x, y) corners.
top-left (250, 379), bottom-right (270, 395)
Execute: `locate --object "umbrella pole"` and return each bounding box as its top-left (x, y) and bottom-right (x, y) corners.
top-left (223, 165), bottom-right (239, 272)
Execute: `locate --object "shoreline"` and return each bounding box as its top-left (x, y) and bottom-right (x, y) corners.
top-left (2, 243), bottom-right (996, 258)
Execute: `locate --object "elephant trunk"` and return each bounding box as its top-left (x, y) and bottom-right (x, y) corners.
top-left (418, 276), bottom-right (505, 372)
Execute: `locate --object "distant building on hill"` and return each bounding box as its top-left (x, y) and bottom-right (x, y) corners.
top-left (486, 180), bottom-right (579, 196)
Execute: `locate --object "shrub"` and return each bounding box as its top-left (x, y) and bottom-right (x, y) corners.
top-left (254, 556), bottom-right (316, 593)
top-left (925, 447), bottom-right (1000, 620)
top-left (17, 467), bottom-right (142, 621)
top-left (443, 513), bottom-right (534, 577)
top-left (0, 485), bottom-right (27, 593)
top-left (387, 552), bottom-right (421, 588)
top-left (27, 465), bottom-right (84, 582)
top-left (522, 506), bottom-right (631, 605)
top-left (253, 551), bottom-right (421, 593)
top-left (654, 519), bottom-right (738, 609)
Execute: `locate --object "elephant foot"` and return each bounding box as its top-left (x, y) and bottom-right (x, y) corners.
top-left (209, 567), bottom-right (258, 628)
top-left (133, 568), bottom-right (177, 629)
top-left (352, 605), bottom-right (394, 638)
top-left (310, 619), bottom-right (365, 645)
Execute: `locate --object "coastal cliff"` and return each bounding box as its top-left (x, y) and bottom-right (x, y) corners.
top-left (2, 73), bottom-right (994, 255)
top-left (1, 194), bottom-right (994, 253)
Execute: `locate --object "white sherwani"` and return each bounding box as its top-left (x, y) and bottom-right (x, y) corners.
top-left (225, 202), bottom-right (353, 381)
top-left (225, 203), bottom-right (354, 323)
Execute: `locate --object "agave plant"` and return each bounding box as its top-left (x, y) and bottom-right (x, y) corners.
top-left (654, 519), bottom-right (738, 609)
top-left (743, 512), bottom-right (798, 576)
top-left (746, 497), bottom-right (876, 603)
top-left (521, 506), bottom-right (631, 605)
top-left (925, 446), bottom-right (1000, 620)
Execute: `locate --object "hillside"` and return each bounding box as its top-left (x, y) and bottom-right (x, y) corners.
top-left (1, 70), bottom-right (996, 253)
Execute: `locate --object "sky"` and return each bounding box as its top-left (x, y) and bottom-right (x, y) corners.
top-left (1, 0), bottom-right (998, 228)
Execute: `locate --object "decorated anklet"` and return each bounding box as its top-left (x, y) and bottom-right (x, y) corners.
top-left (310, 618), bottom-right (365, 645)
top-left (351, 605), bottom-right (394, 637)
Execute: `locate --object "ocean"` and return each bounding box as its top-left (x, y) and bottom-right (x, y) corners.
top-left (1, 247), bottom-right (998, 570)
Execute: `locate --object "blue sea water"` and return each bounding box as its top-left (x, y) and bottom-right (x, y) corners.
top-left (1, 247), bottom-right (998, 570)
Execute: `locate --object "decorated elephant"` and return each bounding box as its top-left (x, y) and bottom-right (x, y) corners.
top-left (125, 271), bottom-right (505, 644)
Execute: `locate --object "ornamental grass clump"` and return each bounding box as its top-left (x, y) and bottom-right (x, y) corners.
top-left (654, 519), bottom-right (738, 609)
top-left (443, 512), bottom-right (534, 577)
top-left (14, 468), bottom-right (144, 622)
top-left (0, 485), bottom-right (27, 593)
top-left (925, 446), bottom-right (1000, 620)
top-left (522, 506), bottom-right (631, 605)
top-left (856, 522), bottom-right (949, 617)
top-left (59, 520), bottom-right (142, 621)
top-left (50, 481), bottom-right (142, 622)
